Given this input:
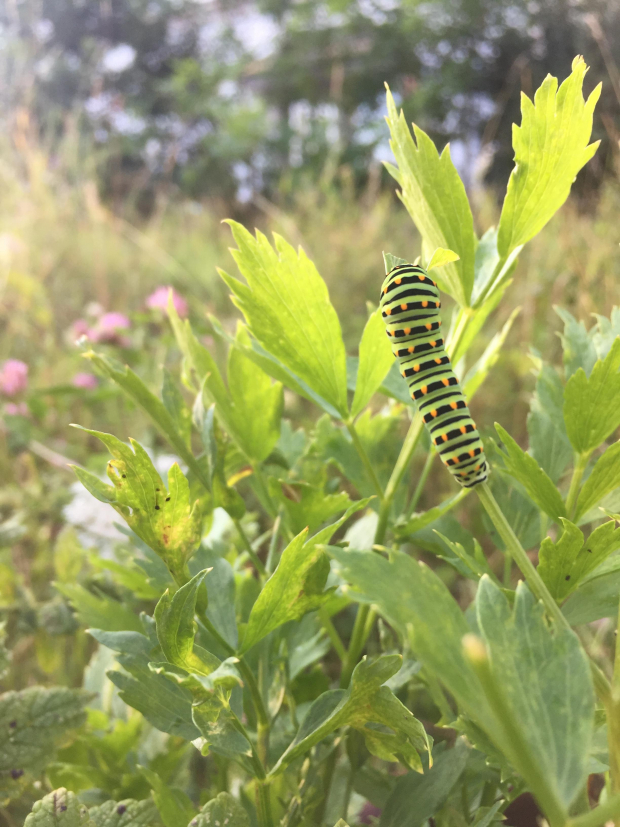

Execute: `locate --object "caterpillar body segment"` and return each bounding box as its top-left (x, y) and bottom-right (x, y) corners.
top-left (379, 263), bottom-right (489, 488)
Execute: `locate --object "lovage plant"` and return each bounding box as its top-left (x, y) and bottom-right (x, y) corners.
top-left (11, 56), bottom-right (620, 827)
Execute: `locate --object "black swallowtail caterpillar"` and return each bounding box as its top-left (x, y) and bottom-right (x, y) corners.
top-left (379, 262), bottom-right (489, 488)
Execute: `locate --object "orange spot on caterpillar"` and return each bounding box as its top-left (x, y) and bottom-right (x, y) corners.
top-left (460, 426), bottom-right (467, 434)
top-left (408, 346), bottom-right (415, 353)
top-left (404, 327), bottom-right (411, 334)
top-left (385, 307), bottom-right (392, 315)
top-left (431, 409), bottom-right (437, 417)
top-left (450, 401), bottom-right (458, 409)
top-left (442, 378), bottom-right (449, 386)
top-left (401, 303), bottom-right (408, 310)
top-left (442, 434), bottom-right (448, 442)
top-left (413, 364), bottom-right (421, 372)
top-left (421, 385), bottom-right (428, 394)
top-left (422, 300), bottom-right (428, 308)
top-left (435, 358), bottom-right (442, 364)
top-left (395, 277), bottom-right (402, 284)
top-left (430, 340), bottom-right (436, 347)
top-left (469, 449), bottom-right (475, 457)
top-left (426, 323), bottom-right (432, 330)
top-left (418, 275), bottom-right (424, 281)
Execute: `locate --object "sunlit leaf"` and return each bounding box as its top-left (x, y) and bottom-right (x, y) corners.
top-left (350, 308), bottom-right (394, 418)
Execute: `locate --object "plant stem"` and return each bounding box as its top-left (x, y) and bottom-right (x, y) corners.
top-left (566, 451), bottom-right (591, 520)
top-left (345, 420), bottom-right (384, 501)
top-left (265, 511), bottom-right (282, 574)
top-left (340, 601), bottom-right (370, 688)
top-left (607, 595), bottom-right (620, 813)
top-left (319, 607), bottom-right (347, 661)
top-left (252, 462), bottom-right (278, 518)
top-left (476, 482), bottom-right (568, 629)
top-left (407, 450), bottom-right (435, 516)
top-left (233, 517), bottom-right (267, 578)
top-left (567, 793), bottom-right (620, 827)
top-left (255, 779), bottom-right (274, 827)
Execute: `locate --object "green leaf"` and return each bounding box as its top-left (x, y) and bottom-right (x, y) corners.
top-left (191, 550), bottom-right (238, 649)
top-left (575, 442), bottom-right (620, 521)
top-left (329, 548), bottom-right (483, 715)
top-left (221, 222), bottom-right (349, 417)
top-left (538, 519), bottom-right (620, 601)
top-left (562, 556), bottom-right (620, 625)
top-left (241, 500), bottom-right (370, 652)
top-left (494, 423), bottom-right (566, 522)
top-left (154, 570), bottom-right (220, 676)
top-left (72, 429), bottom-right (203, 582)
top-left (83, 351), bottom-right (209, 488)
top-left (383, 252), bottom-right (409, 272)
top-left (384, 87), bottom-right (475, 307)
top-left (556, 307), bottom-right (598, 378)
top-left (24, 789), bottom-right (95, 827)
top-left (162, 370), bottom-right (192, 450)
top-left (462, 308), bottom-right (520, 400)
top-left (433, 531), bottom-right (496, 582)
top-left (1, 688), bottom-right (90, 804)
top-left (202, 325), bottom-right (283, 463)
top-left (89, 799), bottom-right (159, 827)
top-left (190, 792), bottom-right (249, 827)
top-left (55, 583), bottom-right (143, 633)
top-left (89, 628), bottom-right (199, 741)
top-left (272, 476), bottom-right (353, 536)
top-left (140, 766), bottom-right (195, 827)
top-left (380, 740), bottom-right (469, 827)
top-left (527, 364), bottom-right (573, 484)
top-left (476, 578), bottom-right (594, 809)
top-left (270, 655), bottom-right (430, 776)
top-left (426, 247), bottom-right (460, 271)
top-left (564, 337), bottom-right (620, 453)
top-left (497, 56), bottom-right (600, 258)
top-left (394, 490), bottom-right (470, 539)
top-left (350, 308), bottom-right (394, 418)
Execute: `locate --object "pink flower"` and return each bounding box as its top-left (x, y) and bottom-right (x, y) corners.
top-left (358, 803), bottom-right (382, 824)
top-left (71, 319), bottom-right (92, 341)
top-left (0, 360), bottom-right (28, 396)
top-left (146, 286), bottom-right (188, 318)
top-left (4, 401), bottom-right (28, 416)
top-left (72, 373), bottom-right (98, 390)
top-left (94, 312), bottom-right (131, 345)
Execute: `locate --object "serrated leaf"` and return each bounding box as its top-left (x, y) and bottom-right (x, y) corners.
top-left (351, 308), bottom-right (394, 418)
top-left (527, 364), bottom-right (573, 484)
top-left (190, 792), bottom-right (249, 827)
top-left (89, 628), bottom-right (199, 741)
top-left (140, 766), bottom-right (195, 827)
top-left (494, 423), bottom-right (566, 522)
top-left (221, 222), bottom-right (349, 417)
top-left (24, 789), bottom-right (95, 827)
top-left (555, 307), bottom-right (598, 378)
top-left (55, 583), bottom-right (142, 633)
top-left (562, 556), bottom-right (620, 625)
top-left (241, 499), bottom-right (371, 652)
top-left (497, 56), bottom-right (600, 258)
top-left (538, 519), bottom-right (620, 601)
top-left (575, 442), bottom-right (620, 521)
top-left (380, 740), bottom-right (469, 827)
top-left (72, 429), bottom-right (203, 582)
top-left (83, 351), bottom-right (208, 488)
top-left (394, 490), bottom-right (469, 539)
top-left (1, 689), bottom-right (90, 804)
top-left (476, 578), bottom-right (594, 809)
top-left (385, 88), bottom-right (475, 306)
top-left (426, 247), bottom-right (460, 271)
top-left (154, 570), bottom-right (220, 676)
top-left (564, 337), bottom-right (620, 453)
top-left (162, 370), bottom-right (192, 450)
top-left (270, 655), bottom-right (430, 776)
top-left (273, 476), bottom-right (353, 535)
top-left (89, 799), bottom-right (159, 827)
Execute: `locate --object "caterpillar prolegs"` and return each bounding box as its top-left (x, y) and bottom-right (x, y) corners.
top-left (379, 263), bottom-right (489, 488)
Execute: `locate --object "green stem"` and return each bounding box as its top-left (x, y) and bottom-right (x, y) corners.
top-left (407, 450), bottom-right (435, 516)
top-left (265, 511), bottom-right (282, 574)
top-left (229, 710), bottom-right (266, 780)
top-left (345, 419), bottom-right (385, 501)
top-left (566, 451), bottom-right (591, 521)
top-left (252, 463), bottom-right (278, 518)
top-left (476, 482), bottom-right (568, 629)
top-left (340, 602), bottom-right (371, 688)
top-left (233, 518), bottom-right (267, 578)
top-left (567, 793), bottom-right (620, 827)
top-left (201, 616), bottom-right (270, 731)
top-left (255, 779), bottom-right (274, 827)
top-left (319, 607), bottom-right (347, 662)
top-left (464, 636), bottom-right (567, 827)
top-left (446, 306), bottom-right (474, 364)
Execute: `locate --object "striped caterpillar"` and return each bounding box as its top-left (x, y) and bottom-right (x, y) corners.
top-left (379, 263), bottom-right (489, 488)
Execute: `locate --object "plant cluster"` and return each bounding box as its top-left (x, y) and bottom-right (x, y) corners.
top-left (4, 56), bottom-right (620, 827)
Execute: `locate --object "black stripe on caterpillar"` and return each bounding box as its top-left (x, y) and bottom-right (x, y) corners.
top-left (379, 263), bottom-right (489, 488)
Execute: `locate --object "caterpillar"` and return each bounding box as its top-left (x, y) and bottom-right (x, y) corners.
top-left (379, 262), bottom-right (489, 488)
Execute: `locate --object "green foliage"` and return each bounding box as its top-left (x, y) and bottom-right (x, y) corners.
top-left (575, 442), bottom-right (620, 521)
top-left (497, 56), bottom-right (600, 258)
top-left (494, 423), bottom-right (566, 521)
top-left (384, 88), bottom-right (475, 306)
top-left (350, 308), bottom-right (394, 418)
top-left (191, 792), bottom-right (249, 827)
top-left (220, 221), bottom-right (349, 418)
top-left (88, 799), bottom-right (159, 827)
top-left (538, 519), bottom-right (620, 601)
top-left (139, 766), bottom-right (194, 827)
top-left (72, 429), bottom-right (204, 583)
top-left (564, 338), bottom-right (620, 454)
top-left (24, 789), bottom-right (95, 827)
top-left (270, 654), bottom-right (430, 775)
top-left (1, 688), bottom-right (91, 804)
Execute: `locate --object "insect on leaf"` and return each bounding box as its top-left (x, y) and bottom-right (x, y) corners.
top-left (497, 56), bottom-right (600, 258)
